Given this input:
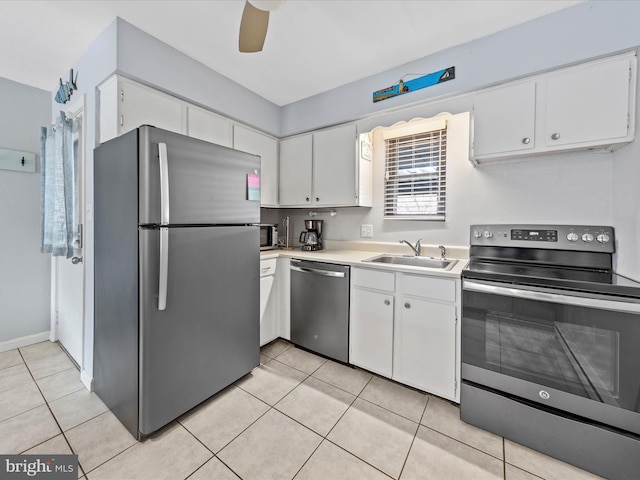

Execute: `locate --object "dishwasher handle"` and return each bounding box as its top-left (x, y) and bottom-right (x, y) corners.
top-left (291, 264), bottom-right (346, 278)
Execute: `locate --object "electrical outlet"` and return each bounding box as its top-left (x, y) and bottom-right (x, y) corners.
top-left (361, 224), bottom-right (373, 238)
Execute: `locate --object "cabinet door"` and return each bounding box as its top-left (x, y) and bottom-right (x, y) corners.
top-left (394, 297), bottom-right (456, 399)
top-left (350, 287), bottom-right (394, 377)
top-left (279, 134), bottom-right (313, 206)
top-left (472, 81), bottom-right (536, 158)
top-left (187, 106), bottom-right (232, 147)
top-left (544, 57), bottom-right (631, 147)
top-left (120, 79), bottom-right (184, 136)
top-left (313, 124), bottom-right (357, 206)
top-left (234, 125), bottom-right (279, 207)
top-left (260, 275), bottom-right (277, 346)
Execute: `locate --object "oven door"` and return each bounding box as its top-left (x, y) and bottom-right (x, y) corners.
top-left (462, 279), bottom-right (640, 435)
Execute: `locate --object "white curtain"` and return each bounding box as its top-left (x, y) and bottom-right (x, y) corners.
top-left (40, 112), bottom-right (76, 258)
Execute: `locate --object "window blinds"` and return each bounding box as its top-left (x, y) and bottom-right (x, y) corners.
top-left (383, 120), bottom-right (447, 220)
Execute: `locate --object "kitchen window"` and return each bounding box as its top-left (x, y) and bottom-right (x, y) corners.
top-left (383, 116), bottom-right (447, 220)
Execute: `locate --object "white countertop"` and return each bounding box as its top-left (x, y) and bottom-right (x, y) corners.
top-left (260, 240), bottom-right (468, 279)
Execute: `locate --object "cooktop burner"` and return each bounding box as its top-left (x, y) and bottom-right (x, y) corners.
top-left (463, 260), bottom-right (640, 298)
top-left (463, 224), bottom-right (640, 298)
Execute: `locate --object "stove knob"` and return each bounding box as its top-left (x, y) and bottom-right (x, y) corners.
top-left (566, 232), bottom-right (579, 242)
top-left (473, 230), bottom-right (482, 239)
top-left (484, 230), bottom-right (493, 239)
top-left (581, 233), bottom-right (594, 243)
top-left (596, 233), bottom-right (611, 243)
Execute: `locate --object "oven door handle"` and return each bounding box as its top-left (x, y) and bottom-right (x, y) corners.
top-left (463, 280), bottom-right (640, 314)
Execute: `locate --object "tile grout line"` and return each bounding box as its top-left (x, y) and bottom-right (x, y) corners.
top-left (397, 395), bottom-right (431, 480)
top-left (256, 343), bottom-right (428, 479)
top-left (317, 372), bottom-right (401, 480)
top-left (16, 345), bottom-right (89, 478)
top-left (274, 372), bottom-right (396, 480)
top-left (503, 437), bottom-right (507, 479)
top-left (237, 343), bottom-right (389, 479)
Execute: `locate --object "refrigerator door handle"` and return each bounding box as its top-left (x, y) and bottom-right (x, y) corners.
top-left (158, 142), bottom-right (170, 225)
top-left (158, 227), bottom-right (169, 310)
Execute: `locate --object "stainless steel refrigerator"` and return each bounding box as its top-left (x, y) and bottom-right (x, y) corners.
top-left (93, 126), bottom-right (260, 439)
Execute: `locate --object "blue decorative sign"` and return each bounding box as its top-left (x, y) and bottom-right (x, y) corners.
top-left (373, 66), bottom-right (455, 103)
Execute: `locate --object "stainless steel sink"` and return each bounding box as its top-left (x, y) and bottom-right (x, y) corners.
top-left (363, 254), bottom-right (458, 270)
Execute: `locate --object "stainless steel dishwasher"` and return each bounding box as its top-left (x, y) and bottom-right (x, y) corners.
top-left (290, 259), bottom-right (350, 363)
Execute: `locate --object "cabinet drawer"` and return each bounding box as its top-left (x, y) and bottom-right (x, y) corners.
top-left (352, 268), bottom-right (395, 292)
top-left (402, 274), bottom-right (455, 302)
top-left (260, 258), bottom-right (277, 277)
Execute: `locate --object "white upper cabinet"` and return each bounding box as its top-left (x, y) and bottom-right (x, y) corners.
top-left (187, 106), bottom-right (232, 147)
top-left (542, 56), bottom-right (632, 148)
top-left (471, 52), bottom-right (636, 164)
top-left (233, 125), bottom-right (279, 207)
top-left (472, 81), bottom-right (536, 157)
top-left (279, 134), bottom-right (313, 206)
top-left (313, 123), bottom-right (358, 206)
top-left (279, 123), bottom-right (372, 208)
top-left (98, 76), bottom-right (185, 143)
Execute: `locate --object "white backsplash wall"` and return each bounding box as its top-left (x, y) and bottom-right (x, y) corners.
top-left (273, 107), bottom-right (613, 252)
top-left (276, 151), bottom-right (613, 250)
top-left (612, 66), bottom-right (640, 281)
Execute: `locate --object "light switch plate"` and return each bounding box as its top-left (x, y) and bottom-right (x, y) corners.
top-left (361, 224), bottom-right (373, 238)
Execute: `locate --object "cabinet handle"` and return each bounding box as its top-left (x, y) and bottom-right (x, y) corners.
top-left (522, 137), bottom-right (530, 144)
top-left (261, 267), bottom-right (271, 273)
top-left (404, 302), bottom-right (411, 309)
top-left (306, 197), bottom-right (310, 202)
top-left (384, 299), bottom-right (390, 306)
top-left (551, 133), bottom-right (560, 140)
top-left (316, 197), bottom-right (319, 202)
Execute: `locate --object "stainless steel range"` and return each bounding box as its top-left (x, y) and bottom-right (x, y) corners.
top-left (460, 224), bottom-right (640, 480)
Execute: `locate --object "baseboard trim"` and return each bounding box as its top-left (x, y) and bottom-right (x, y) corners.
top-left (80, 369), bottom-right (93, 392)
top-left (0, 331), bottom-right (51, 353)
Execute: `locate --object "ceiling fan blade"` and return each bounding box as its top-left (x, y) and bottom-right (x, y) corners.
top-left (239, 1), bottom-right (270, 53)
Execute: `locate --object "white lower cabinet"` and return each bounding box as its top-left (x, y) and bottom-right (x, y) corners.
top-left (259, 259), bottom-right (278, 346)
top-left (350, 288), bottom-right (394, 377)
top-left (350, 267), bottom-right (459, 400)
top-left (394, 294), bottom-right (456, 398)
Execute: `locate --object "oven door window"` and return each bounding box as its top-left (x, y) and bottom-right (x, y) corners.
top-left (462, 281), bottom-right (640, 414)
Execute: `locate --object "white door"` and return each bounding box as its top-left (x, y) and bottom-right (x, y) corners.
top-left (52, 96), bottom-right (86, 366)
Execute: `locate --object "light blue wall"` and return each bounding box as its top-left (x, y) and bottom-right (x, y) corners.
top-left (281, 1), bottom-right (640, 136)
top-left (0, 78), bottom-right (52, 344)
top-left (274, 1), bottom-right (640, 281)
top-left (115, 18), bottom-right (280, 136)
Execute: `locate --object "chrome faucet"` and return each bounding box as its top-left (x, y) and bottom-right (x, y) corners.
top-left (400, 239), bottom-right (422, 256)
top-left (439, 245), bottom-right (446, 259)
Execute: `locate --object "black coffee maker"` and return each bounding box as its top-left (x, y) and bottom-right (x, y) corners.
top-left (299, 220), bottom-right (323, 251)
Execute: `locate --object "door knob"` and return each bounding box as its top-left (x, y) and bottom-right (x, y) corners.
top-left (71, 256), bottom-right (83, 264)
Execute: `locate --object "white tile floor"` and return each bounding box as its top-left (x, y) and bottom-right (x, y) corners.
top-left (0, 340), bottom-right (604, 480)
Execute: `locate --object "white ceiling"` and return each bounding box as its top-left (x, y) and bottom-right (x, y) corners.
top-left (0, 0), bottom-right (583, 106)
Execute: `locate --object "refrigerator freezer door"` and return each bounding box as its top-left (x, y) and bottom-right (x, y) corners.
top-left (138, 126), bottom-right (260, 226)
top-left (138, 225), bottom-right (259, 435)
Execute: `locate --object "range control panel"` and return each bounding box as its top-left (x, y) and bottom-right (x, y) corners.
top-left (470, 224), bottom-right (615, 253)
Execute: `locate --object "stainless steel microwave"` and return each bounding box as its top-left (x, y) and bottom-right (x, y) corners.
top-left (259, 224), bottom-right (278, 250)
